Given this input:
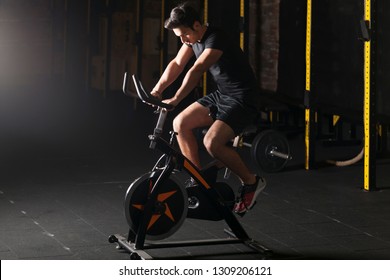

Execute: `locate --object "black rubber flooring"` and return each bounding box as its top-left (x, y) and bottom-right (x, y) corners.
top-left (1, 101), bottom-right (390, 260)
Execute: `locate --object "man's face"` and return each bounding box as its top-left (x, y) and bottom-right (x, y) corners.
top-left (173, 22), bottom-right (202, 45)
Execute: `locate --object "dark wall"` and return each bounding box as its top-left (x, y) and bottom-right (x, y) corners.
top-left (64, 0), bottom-right (89, 90)
top-left (377, 0), bottom-right (390, 119)
top-left (207, 0), bottom-right (241, 45)
top-left (0, 0), bottom-right (136, 163)
top-left (278, 0), bottom-right (306, 102)
top-left (278, 0), bottom-right (390, 122)
top-left (278, 0), bottom-right (365, 118)
top-left (311, 0), bottom-right (364, 118)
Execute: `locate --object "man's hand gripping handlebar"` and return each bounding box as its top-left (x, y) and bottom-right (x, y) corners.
top-left (123, 72), bottom-right (174, 111)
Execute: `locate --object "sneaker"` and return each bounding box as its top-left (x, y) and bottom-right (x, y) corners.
top-left (234, 176), bottom-right (266, 214)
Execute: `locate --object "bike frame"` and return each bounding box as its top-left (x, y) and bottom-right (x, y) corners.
top-left (133, 107), bottom-right (251, 249)
top-left (109, 73), bottom-right (272, 258)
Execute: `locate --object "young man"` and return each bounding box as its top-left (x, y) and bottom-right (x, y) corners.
top-left (150, 3), bottom-right (266, 214)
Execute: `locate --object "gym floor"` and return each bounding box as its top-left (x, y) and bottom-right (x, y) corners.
top-left (1, 97), bottom-right (390, 260)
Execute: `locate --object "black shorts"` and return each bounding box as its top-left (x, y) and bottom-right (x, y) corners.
top-left (197, 90), bottom-right (258, 135)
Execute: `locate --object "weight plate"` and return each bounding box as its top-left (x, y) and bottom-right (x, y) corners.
top-left (251, 129), bottom-right (290, 173)
top-left (124, 171), bottom-right (188, 241)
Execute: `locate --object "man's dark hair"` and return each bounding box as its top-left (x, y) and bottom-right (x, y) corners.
top-left (164, 2), bottom-right (202, 30)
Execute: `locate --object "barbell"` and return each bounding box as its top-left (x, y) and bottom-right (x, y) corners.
top-left (248, 129), bottom-right (292, 173)
top-left (203, 128), bottom-right (292, 173)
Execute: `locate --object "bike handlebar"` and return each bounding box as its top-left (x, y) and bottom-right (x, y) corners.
top-left (123, 72), bottom-right (174, 110)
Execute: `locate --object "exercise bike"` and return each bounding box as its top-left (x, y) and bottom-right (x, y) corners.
top-left (108, 73), bottom-right (272, 260)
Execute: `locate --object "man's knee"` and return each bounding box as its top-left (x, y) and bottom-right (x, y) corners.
top-left (203, 134), bottom-right (220, 157)
top-left (172, 115), bottom-right (181, 132)
top-left (173, 114), bottom-right (188, 133)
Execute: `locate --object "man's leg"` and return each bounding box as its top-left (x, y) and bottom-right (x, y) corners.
top-left (173, 102), bottom-right (214, 169)
top-left (203, 120), bottom-right (266, 214)
top-left (203, 120), bottom-right (256, 185)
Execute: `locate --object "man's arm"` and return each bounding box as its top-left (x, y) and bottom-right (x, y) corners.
top-left (166, 48), bottom-right (222, 106)
top-left (152, 44), bottom-right (194, 96)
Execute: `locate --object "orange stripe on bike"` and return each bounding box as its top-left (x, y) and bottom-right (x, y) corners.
top-left (184, 160), bottom-right (211, 189)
